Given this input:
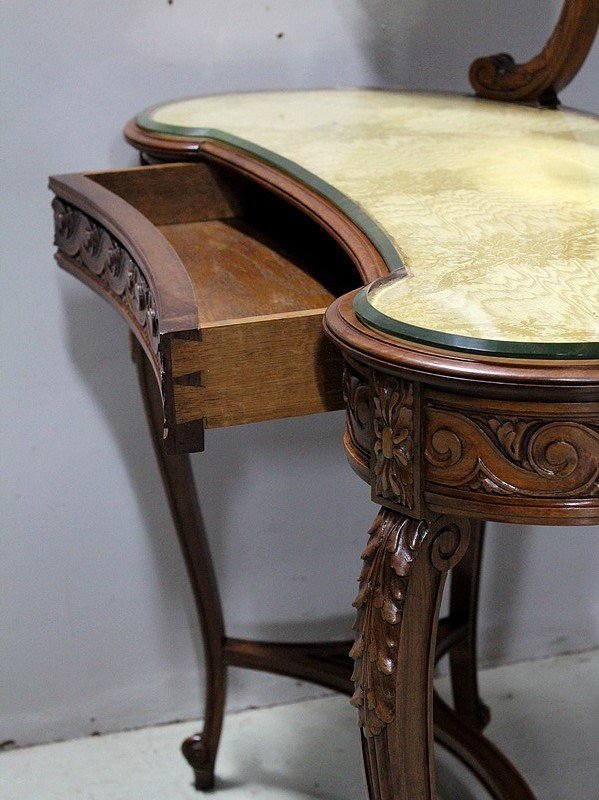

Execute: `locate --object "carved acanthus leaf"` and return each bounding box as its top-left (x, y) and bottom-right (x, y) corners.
top-left (350, 512), bottom-right (470, 738)
top-left (350, 509), bottom-right (427, 737)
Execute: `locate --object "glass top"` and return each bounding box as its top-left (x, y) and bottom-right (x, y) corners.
top-left (138, 90), bottom-right (599, 359)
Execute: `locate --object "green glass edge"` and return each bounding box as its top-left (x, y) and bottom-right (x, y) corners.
top-left (354, 288), bottom-right (599, 360)
top-left (138, 108), bottom-right (598, 361)
top-left (136, 109), bottom-right (404, 273)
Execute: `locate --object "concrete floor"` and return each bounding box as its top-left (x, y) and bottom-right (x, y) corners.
top-left (1, 650), bottom-right (597, 800)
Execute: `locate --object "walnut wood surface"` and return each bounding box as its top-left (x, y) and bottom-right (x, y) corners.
top-left (425, 393), bottom-right (599, 523)
top-left (326, 294), bottom-right (599, 526)
top-left (167, 310), bottom-right (344, 428)
top-left (326, 294), bottom-right (599, 403)
top-left (353, 510), bottom-right (473, 799)
top-left (324, 286), bottom-right (597, 798)
top-left (470, 0), bottom-right (599, 105)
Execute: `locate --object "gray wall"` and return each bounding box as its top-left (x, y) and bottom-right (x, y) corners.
top-left (1, 1), bottom-right (597, 747)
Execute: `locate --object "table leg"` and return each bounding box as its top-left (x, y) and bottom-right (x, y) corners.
top-left (132, 337), bottom-right (226, 790)
top-left (350, 508), bottom-right (471, 799)
top-left (449, 521), bottom-right (490, 730)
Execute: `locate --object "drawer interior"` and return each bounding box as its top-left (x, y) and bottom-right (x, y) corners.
top-left (89, 162), bottom-right (361, 322)
top-left (72, 161), bottom-right (367, 447)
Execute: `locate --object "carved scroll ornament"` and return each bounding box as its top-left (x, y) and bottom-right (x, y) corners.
top-left (425, 409), bottom-right (599, 498)
top-left (350, 509), bottom-right (469, 737)
top-left (52, 198), bottom-right (160, 356)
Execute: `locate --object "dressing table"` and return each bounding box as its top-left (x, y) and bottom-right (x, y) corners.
top-left (50, 2), bottom-right (598, 797)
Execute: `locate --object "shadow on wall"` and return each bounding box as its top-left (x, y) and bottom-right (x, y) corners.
top-left (352, 0), bottom-right (559, 90)
top-left (59, 284), bottom-right (206, 671)
top-left (58, 274), bottom-right (568, 674)
top-left (58, 281), bottom-right (361, 641)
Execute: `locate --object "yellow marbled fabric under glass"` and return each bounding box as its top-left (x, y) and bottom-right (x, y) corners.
top-left (139, 90), bottom-right (599, 357)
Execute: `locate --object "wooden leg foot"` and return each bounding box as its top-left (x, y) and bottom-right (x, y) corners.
top-left (182, 734), bottom-right (217, 790)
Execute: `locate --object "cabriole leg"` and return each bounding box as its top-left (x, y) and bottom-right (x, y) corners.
top-left (351, 508), bottom-right (471, 799)
top-left (132, 336), bottom-right (226, 790)
top-left (449, 521), bottom-right (490, 729)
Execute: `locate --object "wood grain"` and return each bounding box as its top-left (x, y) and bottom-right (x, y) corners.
top-left (168, 310), bottom-right (345, 428)
top-left (89, 162), bottom-right (244, 225)
top-left (51, 159), bottom-right (379, 451)
top-left (158, 218), bottom-right (337, 323)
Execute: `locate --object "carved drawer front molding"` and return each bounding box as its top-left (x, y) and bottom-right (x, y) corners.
top-left (53, 198), bottom-right (161, 364)
top-left (424, 395), bottom-right (599, 505)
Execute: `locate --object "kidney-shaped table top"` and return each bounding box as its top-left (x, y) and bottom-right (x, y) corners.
top-left (136, 89), bottom-right (599, 360)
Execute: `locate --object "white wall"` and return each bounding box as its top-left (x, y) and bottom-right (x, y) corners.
top-left (1, 1), bottom-right (597, 747)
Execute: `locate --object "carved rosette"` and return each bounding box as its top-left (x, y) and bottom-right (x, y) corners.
top-left (343, 363), bottom-right (371, 463)
top-left (425, 409), bottom-right (599, 498)
top-left (52, 198), bottom-right (160, 356)
top-left (372, 375), bottom-right (415, 508)
top-left (350, 510), bottom-right (469, 737)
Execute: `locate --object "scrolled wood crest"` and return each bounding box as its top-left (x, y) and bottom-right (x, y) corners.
top-left (372, 374), bottom-right (415, 509)
top-left (350, 509), bottom-right (469, 737)
top-left (469, 0), bottom-right (599, 105)
top-left (53, 198), bottom-right (160, 357)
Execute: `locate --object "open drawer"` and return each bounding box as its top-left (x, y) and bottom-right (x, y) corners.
top-left (50, 160), bottom-right (382, 453)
